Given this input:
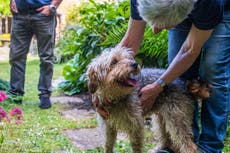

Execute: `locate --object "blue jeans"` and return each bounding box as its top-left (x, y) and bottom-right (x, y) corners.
top-left (9, 12), bottom-right (56, 96)
top-left (168, 10), bottom-right (230, 153)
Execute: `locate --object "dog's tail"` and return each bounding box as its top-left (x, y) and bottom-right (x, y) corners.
top-left (186, 79), bottom-right (211, 99)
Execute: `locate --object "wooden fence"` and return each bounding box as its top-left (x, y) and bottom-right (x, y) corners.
top-left (0, 16), bottom-right (11, 46)
top-left (0, 16), bottom-right (11, 34)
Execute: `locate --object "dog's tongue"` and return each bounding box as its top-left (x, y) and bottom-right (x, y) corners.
top-left (126, 78), bottom-right (138, 87)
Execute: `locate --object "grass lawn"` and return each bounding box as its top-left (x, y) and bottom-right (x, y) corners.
top-left (0, 57), bottom-right (98, 153)
top-left (0, 56), bottom-right (229, 153)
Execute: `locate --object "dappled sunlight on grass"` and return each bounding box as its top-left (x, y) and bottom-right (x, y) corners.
top-left (0, 102), bottom-right (83, 152)
top-left (0, 59), bottom-right (80, 152)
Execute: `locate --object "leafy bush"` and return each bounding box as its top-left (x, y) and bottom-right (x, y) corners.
top-left (57, 0), bottom-right (168, 95)
top-left (139, 29), bottom-right (168, 67)
top-left (55, 0), bottom-right (129, 63)
top-left (0, 0), bottom-right (11, 16)
top-left (0, 79), bottom-right (9, 91)
top-left (56, 0), bottom-right (130, 95)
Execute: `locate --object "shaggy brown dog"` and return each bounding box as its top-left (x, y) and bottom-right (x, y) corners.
top-left (86, 47), bottom-right (198, 153)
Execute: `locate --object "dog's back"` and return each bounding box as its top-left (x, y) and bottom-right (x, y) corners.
top-left (138, 68), bottom-right (196, 153)
top-left (138, 68), bottom-right (195, 120)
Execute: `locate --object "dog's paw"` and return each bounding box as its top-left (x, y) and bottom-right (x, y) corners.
top-left (186, 79), bottom-right (211, 99)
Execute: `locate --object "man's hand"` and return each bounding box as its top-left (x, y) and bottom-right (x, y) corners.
top-left (140, 82), bottom-right (163, 112)
top-left (37, 0), bottom-right (63, 16)
top-left (36, 5), bottom-right (53, 16)
top-left (92, 94), bottom-right (110, 120)
top-left (10, 0), bottom-right (18, 13)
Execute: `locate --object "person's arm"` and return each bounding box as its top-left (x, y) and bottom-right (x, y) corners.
top-left (160, 24), bottom-right (213, 83)
top-left (36, 0), bottom-right (63, 16)
top-left (141, 24), bottom-right (213, 111)
top-left (50, 0), bottom-right (63, 8)
top-left (119, 18), bottom-right (146, 54)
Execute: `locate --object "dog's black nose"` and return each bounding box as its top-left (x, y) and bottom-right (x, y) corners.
top-left (131, 62), bottom-right (138, 69)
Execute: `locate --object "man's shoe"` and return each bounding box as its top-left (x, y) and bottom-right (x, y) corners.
top-left (39, 94), bottom-right (51, 109)
top-left (13, 98), bottom-right (22, 104)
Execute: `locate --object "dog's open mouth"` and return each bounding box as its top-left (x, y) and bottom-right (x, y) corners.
top-left (117, 74), bottom-right (138, 87)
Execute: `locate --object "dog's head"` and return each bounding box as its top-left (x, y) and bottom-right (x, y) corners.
top-left (86, 47), bottom-right (140, 96)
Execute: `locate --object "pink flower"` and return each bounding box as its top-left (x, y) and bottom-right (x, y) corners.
top-left (15, 120), bottom-right (22, 125)
top-left (10, 107), bottom-right (23, 125)
top-left (10, 107), bottom-right (23, 117)
top-left (0, 91), bottom-right (7, 102)
top-left (0, 108), bottom-right (8, 121)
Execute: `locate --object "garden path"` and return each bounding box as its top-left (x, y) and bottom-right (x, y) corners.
top-left (51, 94), bottom-right (129, 150)
top-left (0, 46), bottom-right (9, 61)
top-left (0, 45), bottom-right (38, 62)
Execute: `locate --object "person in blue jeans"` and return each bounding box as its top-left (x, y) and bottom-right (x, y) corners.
top-left (118, 0), bottom-right (230, 152)
top-left (9, 0), bottom-right (62, 108)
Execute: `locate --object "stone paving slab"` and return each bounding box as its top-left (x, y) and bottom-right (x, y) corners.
top-left (63, 128), bottom-right (103, 150)
top-left (61, 109), bottom-right (96, 121)
top-left (51, 96), bottom-right (84, 105)
top-left (63, 127), bottom-right (129, 150)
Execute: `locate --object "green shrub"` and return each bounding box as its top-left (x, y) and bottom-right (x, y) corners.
top-left (56, 0), bottom-right (130, 95)
top-left (139, 28), bottom-right (168, 67)
top-left (0, 78), bottom-right (9, 91)
top-left (55, 0), bottom-right (130, 63)
top-left (0, 0), bottom-right (11, 16)
top-left (57, 0), bottom-right (168, 95)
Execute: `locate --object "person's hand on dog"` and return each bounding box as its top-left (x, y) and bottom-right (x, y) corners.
top-left (92, 94), bottom-right (110, 120)
top-left (140, 82), bottom-right (163, 112)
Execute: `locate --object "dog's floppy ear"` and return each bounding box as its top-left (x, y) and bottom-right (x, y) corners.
top-left (87, 66), bottom-right (99, 94)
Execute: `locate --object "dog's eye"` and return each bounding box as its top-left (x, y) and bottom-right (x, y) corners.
top-left (111, 59), bottom-right (117, 65)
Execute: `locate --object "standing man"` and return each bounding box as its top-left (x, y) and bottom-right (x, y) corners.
top-left (9, 0), bottom-right (63, 109)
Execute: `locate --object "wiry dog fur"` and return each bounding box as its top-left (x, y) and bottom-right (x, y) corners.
top-left (86, 47), bottom-right (197, 153)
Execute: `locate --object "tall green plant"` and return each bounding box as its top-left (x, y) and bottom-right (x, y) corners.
top-left (102, 25), bottom-right (168, 67)
top-left (56, 0), bottom-right (130, 95)
top-left (139, 28), bottom-right (168, 67)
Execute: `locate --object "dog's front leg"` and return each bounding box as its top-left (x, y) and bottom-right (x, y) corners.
top-left (98, 115), bottom-right (117, 153)
top-left (128, 122), bottom-right (144, 153)
top-left (104, 124), bottom-right (117, 153)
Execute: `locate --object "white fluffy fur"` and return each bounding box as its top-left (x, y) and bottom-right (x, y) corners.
top-left (137, 0), bottom-right (197, 28)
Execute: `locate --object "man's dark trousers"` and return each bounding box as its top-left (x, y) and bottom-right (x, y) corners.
top-left (9, 12), bottom-right (56, 96)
